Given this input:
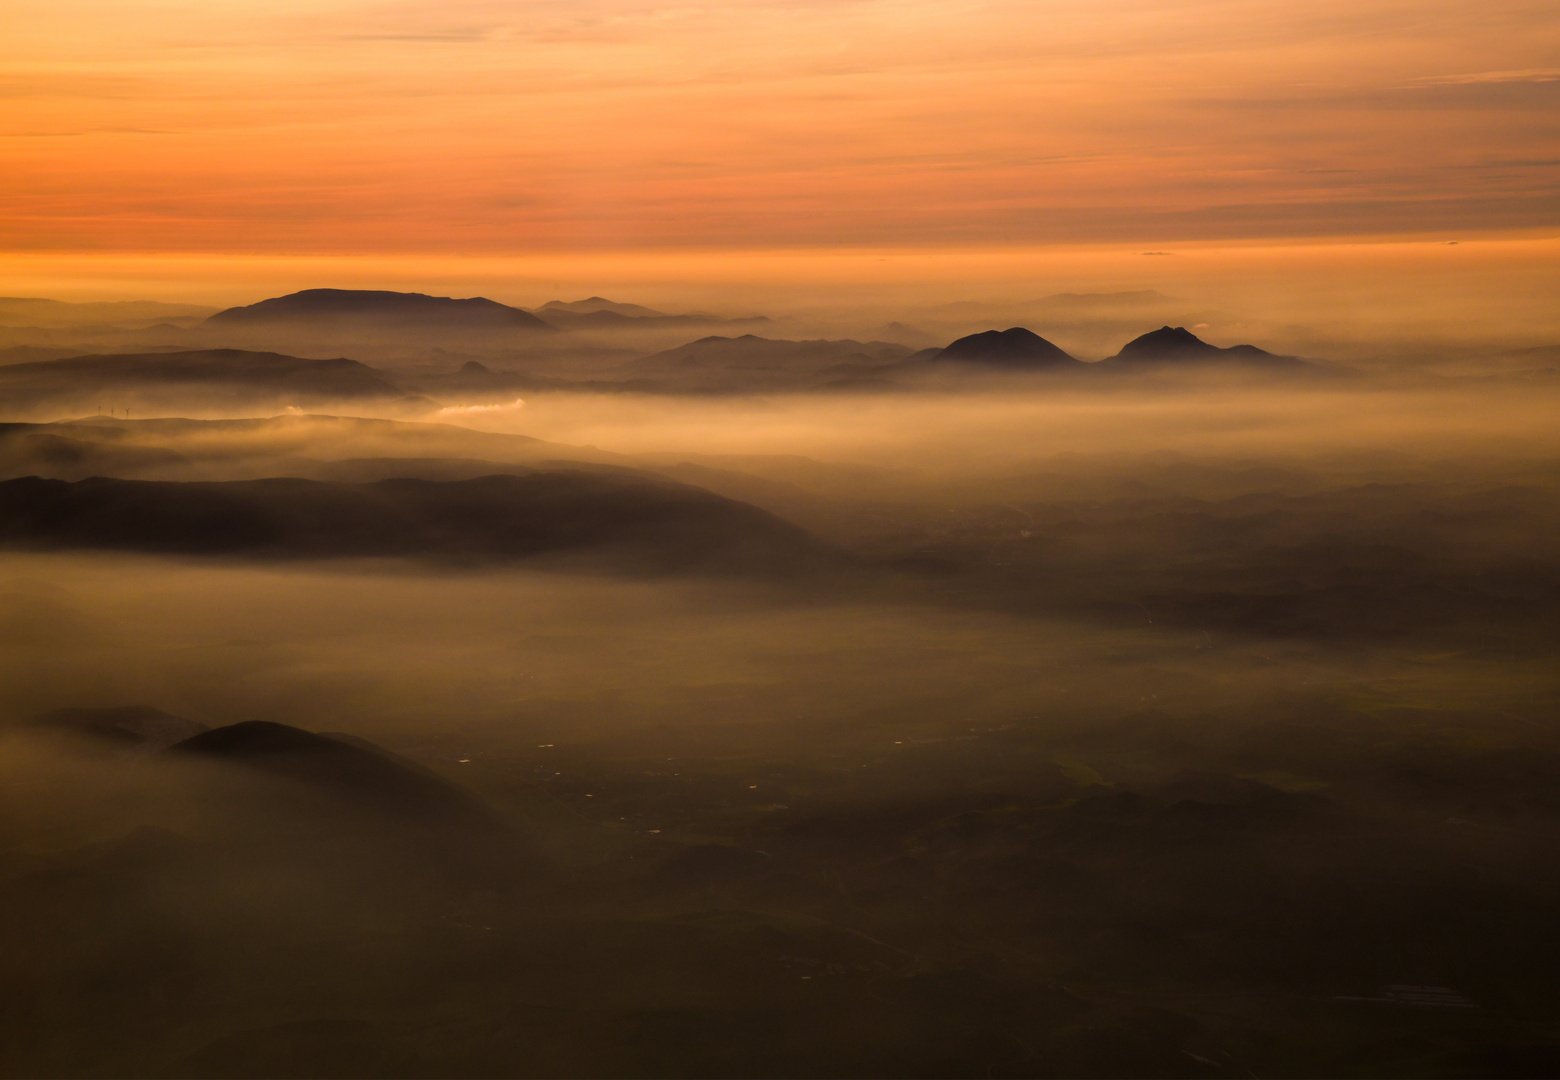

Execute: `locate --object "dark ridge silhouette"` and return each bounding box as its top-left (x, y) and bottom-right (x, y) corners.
top-left (206, 289), bottom-right (555, 332)
top-left (409, 360), bottom-right (563, 397)
top-left (934, 327), bottom-right (1080, 368)
top-left (1108, 325), bottom-right (1299, 365)
top-left (631, 334), bottom-right (911, 372)
top-left (537, 297), bottom-right (770, 331)
top-left (541, 297), bottom-right (670, 319)
top-left (0, 348), bottom-right (408, 407)
top-left (34, 704), bottom-right (209, 750)
top-left (0, 472), bottom-right (837, 573)
top-left (168, 721), bottom-right (492, 824)
top-left (165, 722), bottom-right (530, 892)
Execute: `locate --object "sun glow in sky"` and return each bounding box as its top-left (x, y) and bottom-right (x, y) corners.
top-left (2, 0), bottom-right (1557, 296)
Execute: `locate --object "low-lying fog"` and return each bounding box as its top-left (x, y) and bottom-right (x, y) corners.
top-left (2, 295), bottom-right (1559, 1076)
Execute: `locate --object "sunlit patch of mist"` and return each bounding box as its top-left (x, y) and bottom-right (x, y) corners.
top-left (436, 382), bottom-right (1560, 470)
top-left (437, 398), bottom-right (526, 417)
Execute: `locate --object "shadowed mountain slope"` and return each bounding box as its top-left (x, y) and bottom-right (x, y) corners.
top-left (207, 290), bottom-right (555, 332)
top-left (0, 472), bottom-right (837, 573)
top-left (169, 721), bottom-right (494, 826)
top-left (934, 327), bottom-right (1080, 368)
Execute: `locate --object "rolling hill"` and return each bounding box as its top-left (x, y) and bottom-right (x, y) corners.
top-left (0, 472), bottom-right (837, 573)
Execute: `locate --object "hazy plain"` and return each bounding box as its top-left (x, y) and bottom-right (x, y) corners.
top-left (2, 283), bottom-right (1559, 1078)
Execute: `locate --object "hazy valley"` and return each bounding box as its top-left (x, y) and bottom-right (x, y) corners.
top-left (0, 285), bottom-right (1558, 1077)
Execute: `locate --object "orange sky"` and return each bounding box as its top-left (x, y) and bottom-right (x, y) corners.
top-left (3, 0), bottom-right (1557, 263)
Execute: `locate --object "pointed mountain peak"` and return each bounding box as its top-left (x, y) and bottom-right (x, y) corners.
top-left (1110, 325), bottom-right (1278, 364)
top-left (935, 327), bottom-right (1079, 368)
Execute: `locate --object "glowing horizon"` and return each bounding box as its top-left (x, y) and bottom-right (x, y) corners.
top-left (4, 0), bottom-right (1557, 273)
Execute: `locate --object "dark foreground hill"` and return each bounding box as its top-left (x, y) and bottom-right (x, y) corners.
top-left (934, 327), bottom-right (1080, 368)
top-left (206, 289), bottom-right (555, 333)
top-left (170, 721), bottom-right (500, 830)
top-left (1107, 325), bottom-right (1303, 366)
top-left (167, 721), bottom-right (531, 903)
top-left (0, 472), bottom-right (836, 573)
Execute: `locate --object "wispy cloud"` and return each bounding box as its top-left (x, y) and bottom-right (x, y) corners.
top-left (1406, 69), bottom-right (1560, 87)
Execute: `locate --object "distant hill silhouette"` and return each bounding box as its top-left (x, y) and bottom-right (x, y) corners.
top-left (934, 327), bottom-right (1080, 368)
top-left (0, 348), bottom-right (411, 414)
top-left (167, 721), bottom-right (530, 891)
top-left (0, 297), bottom-right (216, 329)
top-left (1107, 326), bottom-right (1299, 365)
top-left (170, 721), bottom-right (492, 823)
top-left (0, 473), bottom-right (836, 573)
top-left (633, 335), bottom-right (911, 373)
top-left (35, 704), bottom-right (208, 750)
top-left (207, 289), bottom-right (555, 332)
top-left (541, 297), bottom-right (670, 319)
top-left (538, 298), bottom-right (770, 331)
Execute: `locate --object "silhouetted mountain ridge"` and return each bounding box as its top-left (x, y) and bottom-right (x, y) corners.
top-left (1108, 325), bottom-right (1301, 365)
top-left (632, 334), bottom-right (912, 374)
top-left (0, 472), bottom-right (837, 573)
top-left (934, 327), bottom-right (1080, 368)
top-left (0, 348), bottom-right (412, 413)
top-left (207, 290), bottom-right (555, 332)
top-left (169, 721), bottom-right (492, 824)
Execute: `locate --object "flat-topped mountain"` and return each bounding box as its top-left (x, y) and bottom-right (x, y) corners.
top-left (1107, 326), bottom-right (1296, 365)
top-left (0, 472), bottom-right (836, 574)
top-left (934, 327), bottom-right (1080, 368)
top-left (207, 289), bottom-right (555, 332)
